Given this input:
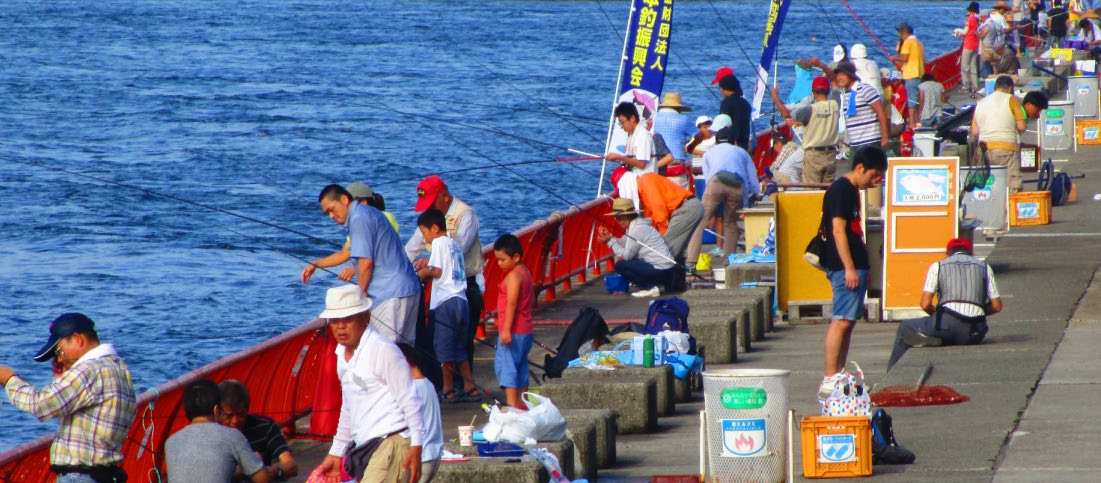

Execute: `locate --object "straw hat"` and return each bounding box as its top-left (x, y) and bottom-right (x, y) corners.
top-left (606, 198), bottom-right (642, 216)
top-left (992, 1), bottom-right (1010, 11)
top-left (659, 92), bottom-right (692, 112)
top-left (317, 285), bottom-right (373, 319)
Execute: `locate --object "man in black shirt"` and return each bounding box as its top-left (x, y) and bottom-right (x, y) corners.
top-left (717, 75), bottom-right (752, 150)
top-left (817, 146), bottom-right (887, 400)
top-left (218, 380), bottom-right (299, 481)
top-left (1048, 0), bottom-right (1070, 47)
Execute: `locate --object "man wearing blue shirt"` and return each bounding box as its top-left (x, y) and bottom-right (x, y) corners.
top-left (304, 184), bottom-right (422, 343)
top-left (686, 127), bottom-right (759, 266)
top-left (653, 92), bottom-right (696, 163)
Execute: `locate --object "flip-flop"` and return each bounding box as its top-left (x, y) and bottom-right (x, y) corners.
top-left (462, 388), bottom-right (483, 402)
top-left (441, 389), bottom-right (464, 404)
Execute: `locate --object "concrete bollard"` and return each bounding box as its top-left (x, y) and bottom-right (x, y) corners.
top-left (443, 438), bottom-right (574, 480)
top-left (692, 306), bottom-right (751, 358)
top-left (561, 365), bottom-right (676, 416)
top-left (561, 408), bottom-right (617, 469)
top-left (687, 290), bottom-right (766, 342)
top-left (740, 286), bottom-right (775, 334)
top-left (724, 263), bottom-right (775, 288)
top-left (432, 457), bottom-right (545, 483)
top-left (540, 379), bottom-right (657, 434)
top-left (565, 417), bottom-right (598, 481)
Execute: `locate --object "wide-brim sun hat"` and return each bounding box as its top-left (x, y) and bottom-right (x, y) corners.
top-left (659, 92), bottom-right (692, 112)
top-left (318, 284), bottom-right (373, 319)
top-left (606, 197), bottom-right (642, 216)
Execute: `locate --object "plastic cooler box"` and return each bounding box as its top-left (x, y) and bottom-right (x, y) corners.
top-left (800, 416), bottom-right (872, 478)
top-left (1009, 191), bottom-right (1052, 226)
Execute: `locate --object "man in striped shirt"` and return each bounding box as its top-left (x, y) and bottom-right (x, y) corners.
top-left (0, 313), bottom-right (136, 483)
top-left (822, 61), bottom-right (890, 160)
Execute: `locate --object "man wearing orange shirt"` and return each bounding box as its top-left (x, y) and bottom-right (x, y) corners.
top-left (635, 172), bottom-right (704, 265)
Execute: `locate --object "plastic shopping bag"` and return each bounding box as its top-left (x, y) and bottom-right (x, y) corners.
top-left (529, 447), bottom-right (570, 483)
top-left (566, 340), bottom-right (634, 369)
top-left (820, 361), bottom-right (872, 417)
top-left (482, 406), bottom-right (538, 445)
top-left (658, 330), bottom-right (692, 354)
top-left (521, 392), bottom-right (568, 441)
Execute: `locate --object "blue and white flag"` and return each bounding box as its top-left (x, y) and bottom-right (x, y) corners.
top-left (750, 0), bottom-right (792, 120)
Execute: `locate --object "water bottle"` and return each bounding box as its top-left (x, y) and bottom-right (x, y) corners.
top-left (642, 335), bottom-right (654, 368)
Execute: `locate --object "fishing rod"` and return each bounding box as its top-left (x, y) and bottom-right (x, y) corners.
top-left (217, 222), bottom-right (548, 398)
top-left (2, 157), bottom-right (343, 249)
top-left (375, 98), bottom-right (679, 266)
top-left (838, 0), bottom-right (893, 59)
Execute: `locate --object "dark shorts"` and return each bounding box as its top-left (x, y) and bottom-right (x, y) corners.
top-left (495, 333), bottom-right (533, 389)
top-left (431, 297), bottom-right (470, 363)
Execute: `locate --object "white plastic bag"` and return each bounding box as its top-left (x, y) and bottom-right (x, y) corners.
top-left (529, 447), bottom-right (570, 483)
top-left (482, 406), bottom-right (537, 445)
top-left (658, 330), bottom-right (692, 354)
top-left (522, 392), bottom-right (568, 441)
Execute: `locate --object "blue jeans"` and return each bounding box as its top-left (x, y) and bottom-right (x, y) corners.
top-left (615, 259), bottom-right (674, 290)
top-left (904, 78), bottom-right (921, 109)
top-left (888, 311), bottom-right (988, 369)
top-left (826, 269), bottom-right (868, 321)
top-left (57, 474), bottom-right (97, 483)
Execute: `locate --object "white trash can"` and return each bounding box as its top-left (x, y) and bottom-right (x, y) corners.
top-left (702, 368), bottom-right (790, 483)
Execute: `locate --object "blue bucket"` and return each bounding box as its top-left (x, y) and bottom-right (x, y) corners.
top-left (604, 274), bottom-right (629, 294)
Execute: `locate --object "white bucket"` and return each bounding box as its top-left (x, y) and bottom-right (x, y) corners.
top-left (713, 268), bottom-right (726, 282)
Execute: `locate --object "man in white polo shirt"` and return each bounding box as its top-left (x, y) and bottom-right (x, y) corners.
top-left (315, 285), bottom-right (425, 483)
top-left (605, 101), bottom-right (656, 174)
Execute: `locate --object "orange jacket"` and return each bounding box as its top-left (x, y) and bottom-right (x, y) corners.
top-left (637, 173), bottom-right (693, 234)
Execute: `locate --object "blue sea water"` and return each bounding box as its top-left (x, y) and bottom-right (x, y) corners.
top-left (0, 0), bottom-right (961, 450)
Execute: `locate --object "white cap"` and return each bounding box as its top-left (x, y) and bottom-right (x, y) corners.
top-left (850, 43), bottom-right (868, 60)
top-left (833, 45), bottom-right (846, 63)
top-left (695, 115), bottom-right (713, 127)
top-left (710, 114), bottom-right (733, 132)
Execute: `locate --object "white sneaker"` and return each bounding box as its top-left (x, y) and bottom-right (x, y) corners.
top-left (817, 375), bottom-right (838, 400)
top-left (631, 286), bottom-right (661, 298)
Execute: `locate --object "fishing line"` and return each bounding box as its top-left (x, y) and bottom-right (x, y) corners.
top-left (593, 0), bottom-right (722, 103)
top-left (220, 222), bottom-right (541, 399)
top-left (372, 158), bottom-right (601, 189)
top-left (813, 0), bottom-right (847, 46)
top-left (702, 0), bottom-right (774, 89)
top-left (377, 97), bottom-right (678, 265)
top-left (415, 94), bottom-right (606, 126)
top-left (3, 157), bottom-right (343, 249)
top-left (838, 0), bottom-right (893, 59)
top-left (361, 102), bottom-right (581, 152)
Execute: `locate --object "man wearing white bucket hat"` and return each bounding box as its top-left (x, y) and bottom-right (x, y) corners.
top-left (849, 44), bottom-right (883, 96)
top-left (315, 284), bottom-right (426, 483)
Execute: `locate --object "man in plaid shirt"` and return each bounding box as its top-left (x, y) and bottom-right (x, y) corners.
top-left (0, 313), bottom-right (136, 483)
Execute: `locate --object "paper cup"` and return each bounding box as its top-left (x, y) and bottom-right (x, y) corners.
top-left (458, 425), bottom-right (475, 446)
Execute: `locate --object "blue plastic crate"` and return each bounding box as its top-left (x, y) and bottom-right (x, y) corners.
top-left (604, 273), bottom-right (629, 294)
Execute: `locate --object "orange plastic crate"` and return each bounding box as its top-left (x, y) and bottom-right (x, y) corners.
top-left (1009, 191), bottom-right (1052, 226)
top-left (800, 416), bottom-right (872, 478)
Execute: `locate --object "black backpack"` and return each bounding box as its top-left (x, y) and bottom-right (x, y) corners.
top-left (871, 408), bottom-right (916, 465)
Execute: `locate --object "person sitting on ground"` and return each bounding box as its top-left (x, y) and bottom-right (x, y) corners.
top-left (635, 172), bottom-right (705, 265)
top-left (217, 380), bottom-right (298, 481)
top-left (396, 344), bottom-right (444, 483)
top-left (768, 131), bottom-right (804, 186)
top-left (597, 198), bottom-right (677, 298)
top-left (916, 74), bottom-right (950, 128)
top-left (414, 208), bottom-right (478, 403)
top-left (492, 234), bottom-right (535, 410)
top-left (887, 238), bottom-right (1002, 369)
top-left (1079, 17), bottom-right (1101, 60)
top-left (990, 43), bottom-right (1022, 75)
top-left (166, 379), bottom-right (273, 483)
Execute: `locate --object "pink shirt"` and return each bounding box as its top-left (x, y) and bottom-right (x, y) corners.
top-left (497, 266), bottom-right (534, 335)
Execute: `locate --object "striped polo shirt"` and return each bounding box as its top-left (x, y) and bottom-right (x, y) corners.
top-left (844, 82), bottom-right (883, 147)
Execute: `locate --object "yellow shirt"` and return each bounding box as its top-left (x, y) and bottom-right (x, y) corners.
top-left (900, 36), bottom-right (925, 80)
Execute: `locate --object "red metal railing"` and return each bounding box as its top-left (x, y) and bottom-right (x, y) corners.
top-left (0, 320), bottom-right (332, 482)
top-left (0, 200), bottom-right (620, 482)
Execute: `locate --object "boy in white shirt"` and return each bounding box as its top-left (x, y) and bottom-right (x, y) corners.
top-left (398, 343), bottom-right (444, 483)
top-left (415, 209), bottom-right (478, 402)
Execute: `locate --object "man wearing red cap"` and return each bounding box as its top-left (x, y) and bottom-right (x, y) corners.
top-left (887, 238), bottom-right (1002, 369)
top-left (769, 69), bottom-right (841, 185)
top-left (406, 176), bottom-right (485, 366)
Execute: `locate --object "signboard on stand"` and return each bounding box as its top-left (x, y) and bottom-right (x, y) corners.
top-left (882, 158), bottom-right (960, 320)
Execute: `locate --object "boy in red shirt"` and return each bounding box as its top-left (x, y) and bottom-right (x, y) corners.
top-left (492, 234), bottom-right (535, 409)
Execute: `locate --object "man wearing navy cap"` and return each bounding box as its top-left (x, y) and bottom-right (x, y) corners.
top-left (887, 238), bottom-right (1002, 369)
top-left (0, 313), bottom-right (136, 483)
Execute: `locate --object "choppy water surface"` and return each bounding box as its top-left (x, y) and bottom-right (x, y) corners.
top-left (0, 0), bottom-right (960, 449)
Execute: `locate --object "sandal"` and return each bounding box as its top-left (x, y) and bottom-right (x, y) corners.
top-left (441, 389), bottom-right (464, 404)
top-left (462, 388), bottom-right (483, 402)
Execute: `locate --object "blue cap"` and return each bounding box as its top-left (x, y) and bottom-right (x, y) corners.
top-left (33, 313), bottom-right (95, 362)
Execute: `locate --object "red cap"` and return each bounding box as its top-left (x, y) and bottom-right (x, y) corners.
top-left (812, 76), bottom-right (831, 91)
top-left (946, 238), bottom-right (973, 255)
top-left (711, 66), bottom-right (734, 86)
top-left (414, 175), bottom-right (446, 212)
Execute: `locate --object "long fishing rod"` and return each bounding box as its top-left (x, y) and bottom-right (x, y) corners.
top-left (215, 222), bottom-right (547, 399)
top-left (838, 0), bottom-right (893, 59)
top-left (376, 98), bottom-right (679, 266)
top-left (3, 157), bottom-right (342, 248)
top-left (813, 0), bottom-right (847, 46)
